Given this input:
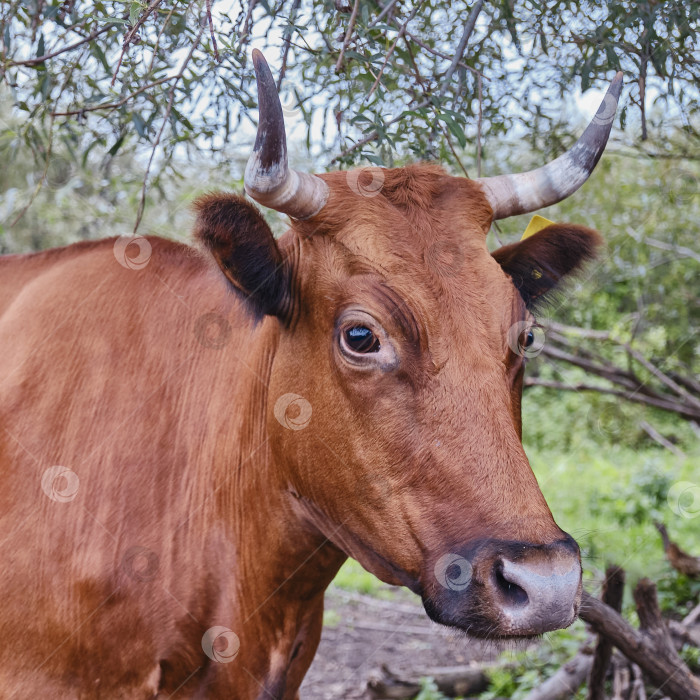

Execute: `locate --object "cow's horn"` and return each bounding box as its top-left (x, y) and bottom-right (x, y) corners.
top-left (476, 72), bottom-right (623, 220)
top-left (244, 49), bottom-right (329, 220)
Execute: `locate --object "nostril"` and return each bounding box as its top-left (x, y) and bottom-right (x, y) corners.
top-left (492, 560), bottom-right (528, 608)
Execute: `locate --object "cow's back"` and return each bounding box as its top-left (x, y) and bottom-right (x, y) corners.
top-left (0, 237), bottom-right (266, 696)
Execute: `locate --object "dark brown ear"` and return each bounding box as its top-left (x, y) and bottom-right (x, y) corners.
top-left (193, 192), bottom-right (289, 319)
top-left (492, 224), bottom-right (603, 308)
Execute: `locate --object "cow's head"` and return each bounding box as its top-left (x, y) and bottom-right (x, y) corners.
top-left (195, 51), bottom-right (622, 639)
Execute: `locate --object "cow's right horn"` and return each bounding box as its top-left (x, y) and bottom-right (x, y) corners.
top-left (244, 49), bottom-right (329, 220)
top-left (476, 72), bottom-right (623, 220)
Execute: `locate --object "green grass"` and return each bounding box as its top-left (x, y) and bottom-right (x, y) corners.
top-left (531, 443), bottom-right (699, 582)
top-left (332, 558), bottom-right (385, 595)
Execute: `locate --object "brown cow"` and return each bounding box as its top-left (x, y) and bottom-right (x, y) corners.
top-left (0, 51), bottom-right (621, 698)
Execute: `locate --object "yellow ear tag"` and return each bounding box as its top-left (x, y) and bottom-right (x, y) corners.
top-left (521, 215), bottom-right (554, 241)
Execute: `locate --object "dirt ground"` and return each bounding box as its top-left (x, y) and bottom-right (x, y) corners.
top-left (300, 586), bottom-right (507, 699)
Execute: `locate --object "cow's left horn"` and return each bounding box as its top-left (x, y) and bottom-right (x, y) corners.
top-left (244, 49), bottom-right (329, 220)
top-left (476, 72), bottom-right (623, 220)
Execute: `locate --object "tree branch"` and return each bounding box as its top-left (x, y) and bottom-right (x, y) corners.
top-left (524, 378), bottom-right (700, 421)
top-left (335, 0), bottom-right (360, 73)
top-left (133, 27), bottom-right (204, 233)
top-left (50, 75), bottom-right (176, 117)
top-left (366, 3), bottom-right (422, 100)
top-left (8, 23), bottom-right (113, 66)
top-left (587, 566), bottom-right (625, 700)
top-left (438, 0), bottom-right (483, 97)
top-left (580, 586), bottom-right (700, 700)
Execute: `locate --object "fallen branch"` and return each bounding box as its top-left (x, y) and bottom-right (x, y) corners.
top-left (588, 566), bottom-right (625, 700)
top-left (669, 619), bottom-right (700, 649)
top-left (580, 583), bottom-right (700, 700)
top-left (655, 522), bottom-right (700, 578)
top-left (684, 603), bottom-right (700, 626)
top-left (366, 663), bottom-right (489, 699)
top-left (524, 650), bottom-right (593, 700)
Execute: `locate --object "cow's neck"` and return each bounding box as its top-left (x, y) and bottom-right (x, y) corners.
top-left (203, 317), bottom-right (346, 699)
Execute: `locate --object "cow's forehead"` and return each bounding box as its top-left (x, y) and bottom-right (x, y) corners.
top-left (303, 163), bottom-right (493, 242)
top-left (284, 164), bottom-right (520, 356)
top-left (290, 163), bottom-right (500, 286)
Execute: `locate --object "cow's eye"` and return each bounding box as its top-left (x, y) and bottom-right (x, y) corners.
top-left (522, 329), bottom-right (535, 348)
top-left (343, 326), bottom-right (380, 353)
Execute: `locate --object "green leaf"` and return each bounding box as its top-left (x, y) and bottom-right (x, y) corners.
top-left (131, 112), bottom-right (148, 138)
top-left (108, 133), bottom-right (126, 156)
top-left (91, 43), bottom-right (111, 73)
top-left (438, 113), bottom-right (467, 148)
top-left (129, 2), bottom-right (141, 26)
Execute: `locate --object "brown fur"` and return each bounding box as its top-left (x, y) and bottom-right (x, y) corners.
top-left (0, 164), bottom-right (596, 698)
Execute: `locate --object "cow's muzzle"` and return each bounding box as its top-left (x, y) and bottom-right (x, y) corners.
top-left (422, 536), bottom-right (582, 638)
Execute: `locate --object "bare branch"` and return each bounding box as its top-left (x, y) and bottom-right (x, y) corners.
top-left (240, 0), bottom-right (258, 44)
top-left (477, 72), bottom-right (483, 176)
top-left (542, 321), bottom-right (700, 411)
top-left (276, 0), bottom-right (301, 90)
top-left (205, 0), bottom-right (220, 62)
top-left (405, 31), bottom-right (486, 78)
top-left (133, 27), bottom-right (204, 233)
top-left (580, 587), bottom-right (700, 700)
top-left (644, 237), bottom-right (700, 264)
top-left (50, 76), bottom-right (176, 117)
top-left (368, 0), bottom-right (401, 28)
top-left (524, 651), bottom-right (593, 700)
top-left (112, 0), bottom-right (164, 86)
top-left (366, 3), bottom-right (422, 100)
top-left (588, 566), bottom-right (625, 700)
top-left (8, 24), bottom-right (113, 66)
top-left (524, 378), bottom-right (700, 421)
top-left (335, 0), bottom-right (360, 73)
top-left (439, 0), bottom-right (483, 98)
top-left (639, 421), bottom-right (686, 457)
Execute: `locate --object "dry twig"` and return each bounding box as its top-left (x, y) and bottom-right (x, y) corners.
top-left (580, 583), bottom-right (700, 700)
top-left (588, 566), bottom-right (625, 700)
top-left (335, 0), bottom-right (360, 73)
